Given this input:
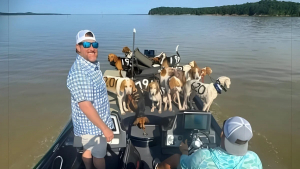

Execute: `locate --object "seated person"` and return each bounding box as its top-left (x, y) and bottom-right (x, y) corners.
top-left (153, 116), bottom-right (262, 169)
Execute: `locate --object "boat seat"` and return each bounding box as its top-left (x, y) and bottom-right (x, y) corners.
top-left (129, 125), bottom-right (161, 148)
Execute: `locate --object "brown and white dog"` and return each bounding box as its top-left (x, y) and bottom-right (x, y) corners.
top-left (181, 61), bottom-right (212, 82)
top-left (159, 67), bottom-right (186, 111)
top-left (147, 81), bottom-right (163, 113)
top-left (103, 76), bottom-right (137, 115)
top-left (183, 76), bottom-right (231, 112)
top-left (122, 46), bottom-right (133, 58)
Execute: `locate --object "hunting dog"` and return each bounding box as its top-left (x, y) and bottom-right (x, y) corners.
top-left (125, 87), bottom-right (149, 132)
top-left (182, 76), bottom-right (231, 112)
top-left (122, 46), bottom-right (133, 58)
top-left (160, 67), bottom-right (186, 111)
top-left (108, 53), bottom-right (132, 77)
top-left (147, 81), bottom-right (163, 113)
top-left (103, 76), bottom-right (137, 115)
top-left (179, 61), bottom-right (212, 82)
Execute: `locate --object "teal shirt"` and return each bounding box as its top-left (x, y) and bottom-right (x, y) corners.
top-left (180, 147), bottom-right (262, 169)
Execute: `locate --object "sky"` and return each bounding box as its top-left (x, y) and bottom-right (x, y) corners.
top-left (1, 0), bottom-right (300, 14)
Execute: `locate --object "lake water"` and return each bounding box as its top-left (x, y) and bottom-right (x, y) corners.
top-left (0, 15), bottom-right (299, 169)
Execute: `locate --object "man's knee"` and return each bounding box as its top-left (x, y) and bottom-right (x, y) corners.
top-left (82, 149), bottom-right (93, 158)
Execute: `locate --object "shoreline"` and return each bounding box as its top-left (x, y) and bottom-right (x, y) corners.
top-left (148, 14), bottom-right (294, 17)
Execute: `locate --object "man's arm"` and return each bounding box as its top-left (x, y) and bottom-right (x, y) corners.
top-left (79, 101), bottom-right (109, 131)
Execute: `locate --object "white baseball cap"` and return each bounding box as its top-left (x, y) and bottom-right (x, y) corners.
top-left (76, 30), bottom-right (96, 44)
top-left (223, 116), bottom-right (253, 156)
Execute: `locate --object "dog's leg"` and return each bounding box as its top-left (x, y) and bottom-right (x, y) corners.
top-left (122, 100), bottom-right (129, 112)
top-left (158, 97), bottom-right (162, 114)
top-left (167, 93), bottom-right (172, 111)
top-left (176, 91), bottom-right (184, 110)
top-left (118, 96), bottom-right (125, 115)
top-left (206, 100), bottom-right (213, 112)
top-left (189, 92), bottom-right (196, 110)
top-left (119, 70), bottom-right (123, 77)
top-left (163, 95), bottom-right (168, 111)
top-left (151, 101), bottom-right (155, 112)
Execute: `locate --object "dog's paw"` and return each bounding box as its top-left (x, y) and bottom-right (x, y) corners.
top-left (123, 107), bottom-right (129, 111)
top-left (168, 107), bottom-right (172, 111)
top-left (158, 109), bottom-right (162, 114)
top-left (121, 111), bottom-right (126, 115)
top-left (151, 107), bottom-right (155, 112)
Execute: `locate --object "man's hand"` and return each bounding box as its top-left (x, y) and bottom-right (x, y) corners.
top-left (103, 127), bottom-right (114, 142)
top-left (179, 139), bottom-right (189, 155)
top-left (79, 101), bottom-right (114, 142)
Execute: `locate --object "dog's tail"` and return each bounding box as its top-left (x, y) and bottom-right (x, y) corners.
top-left (175, 45), bottom-right (180, 57)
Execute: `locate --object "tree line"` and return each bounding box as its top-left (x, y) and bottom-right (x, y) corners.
top-left (148, 0), bottom-right (300, 16)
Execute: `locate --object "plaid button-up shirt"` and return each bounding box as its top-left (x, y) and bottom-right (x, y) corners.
top-left (67, 55), bottom-right (114, 136)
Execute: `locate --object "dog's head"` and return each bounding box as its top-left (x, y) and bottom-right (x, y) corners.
top-left (120, 79), bottom-right (137, 95)
top-left (152, 57), bottom-right (161, 64)
top-left (169, 77), bottom-right (183, 92)
top-left (147, 81), bottom-right (160, 96)
top-left (189, 67), bottom-right (202, 81)
top-left (108, 53), bottom-right (118, 63)
top-left (133, 117), bottom-right (150, 130)
top-left (122, 46), bottom-right (131, 54)
top-left (217, 76), bottom-right (231, 89)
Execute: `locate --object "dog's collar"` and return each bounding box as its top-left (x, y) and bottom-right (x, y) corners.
top-left (214, 82), bottom-right (222, 94)
top-left (214, 79), bottom-right (227, 94)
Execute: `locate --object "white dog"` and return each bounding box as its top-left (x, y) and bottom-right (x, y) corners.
top-left (103, 76), bottom-right (136, 115)
top-left (182, 76), bottom-right (231, 112)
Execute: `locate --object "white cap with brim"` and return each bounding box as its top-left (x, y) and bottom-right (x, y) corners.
top-left (223, 116), bottom-right (253, 156)
top-left (76, 30), bottom-right (96, 44)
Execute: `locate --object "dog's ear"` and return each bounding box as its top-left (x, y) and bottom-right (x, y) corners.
top-left (112, 54), bottom-right (118, 62)
top-left (206, 67), bottom-right (212, 75)
top-left (145, 117), bottom-right (150, 123)
top-left (120, 80), bottom-right (126, 92)
top-left (133, 118), bottom-right (139, 126)
top-left (130, 80), bottom-right (137, 93)
top-left (224, 78), bottom-right (231, 88)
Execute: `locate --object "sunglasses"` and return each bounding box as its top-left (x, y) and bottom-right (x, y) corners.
top-left (79, 41), bottom-right (99, 48)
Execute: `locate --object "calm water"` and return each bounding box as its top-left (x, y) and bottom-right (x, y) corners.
top-left (0, 15), bottom-right (299, 169)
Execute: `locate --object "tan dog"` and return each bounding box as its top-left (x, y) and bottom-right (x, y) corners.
top-left (108, 53), bottom-right (132, 77)
top-left (108, 53), bottom-right (123, 77)
top-left (147, 81), bottom-right (162, 113)
top-left (183, 76), bottom-right (231, 112)
top-left (103, 76), bottom-right (136, 115)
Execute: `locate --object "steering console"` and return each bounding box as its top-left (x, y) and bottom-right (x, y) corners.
top-left (187, 130), bottom-right (211, 155)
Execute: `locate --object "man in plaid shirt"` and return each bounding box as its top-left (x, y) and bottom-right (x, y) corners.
top-left (67, 30), bottom-right (114, 169)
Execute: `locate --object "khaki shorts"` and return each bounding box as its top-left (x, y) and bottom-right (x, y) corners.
top-left (81, 135), bottom-right (107, 158)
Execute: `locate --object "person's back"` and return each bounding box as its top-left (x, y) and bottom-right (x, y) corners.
top-left (180, 147), bottom-right (262, 169)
